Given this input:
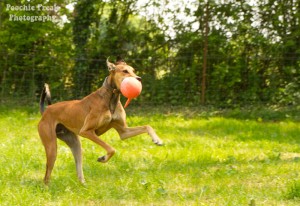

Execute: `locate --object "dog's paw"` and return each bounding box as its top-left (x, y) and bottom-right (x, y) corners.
top-left (97, 155), bottom-right (107, 163)
top-left (80, 179), bottom-right (86, 185)
top-left (154, 140), bottom-right (164, 146)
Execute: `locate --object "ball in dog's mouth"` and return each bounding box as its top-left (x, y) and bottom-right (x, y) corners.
top-left (120, 77), bottom-right (142, 108)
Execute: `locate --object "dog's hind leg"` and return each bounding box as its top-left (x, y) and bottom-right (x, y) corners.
top-left (38, 121), bottom-right (57, 185)
top-left (56, 124), bottom-right (85, 184)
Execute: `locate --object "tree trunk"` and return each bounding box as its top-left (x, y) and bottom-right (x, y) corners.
top-left (201, 1), bottom-right (209, 105)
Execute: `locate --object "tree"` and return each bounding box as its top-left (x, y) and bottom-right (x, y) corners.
top-left (0, 0), bottom-right (73, 101)
top-left (201, 1), bottom-right (209, 105)
top-left (72, 0), bottom-right (97, 98)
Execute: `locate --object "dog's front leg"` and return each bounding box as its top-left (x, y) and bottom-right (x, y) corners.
top-left (80, 130), bottom-right (115, 162)
top-left (115, 125), bottom-right (163, 146)
top-left (79, 112), bottom-right (115, 163)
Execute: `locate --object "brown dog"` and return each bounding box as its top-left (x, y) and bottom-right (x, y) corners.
top-left (38, 58), bottom-right (163, 184)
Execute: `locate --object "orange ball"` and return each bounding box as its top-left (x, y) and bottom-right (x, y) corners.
top-left (120, 77), bottom-right (142, 99)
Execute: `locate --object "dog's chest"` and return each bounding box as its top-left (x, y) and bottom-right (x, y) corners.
top-left (95, 111), bottom-right (121, 136)
top-left (98, 112), bottom-right (113, 126)
top-left (95, 113), bottom-right (112, 135)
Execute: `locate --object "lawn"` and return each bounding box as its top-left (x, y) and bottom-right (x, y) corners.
top-left (0, 105), bottom-right (299, 205)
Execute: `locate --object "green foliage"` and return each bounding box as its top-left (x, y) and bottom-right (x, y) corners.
top-left (72, 0), bottom-right (98, 98)
top-left (0, 0), bottom-right (73, 101)
top-left (0, 0), bottom-right (299, 106)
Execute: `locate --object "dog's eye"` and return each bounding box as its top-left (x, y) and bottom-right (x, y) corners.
top-left (123, 70), bottom-right (129, 73)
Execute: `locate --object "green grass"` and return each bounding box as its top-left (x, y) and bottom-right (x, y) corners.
top-left (0, 105), bottom-right (299, 205)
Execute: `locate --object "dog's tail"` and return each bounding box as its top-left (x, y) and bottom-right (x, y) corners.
top-left (40, 83), bottom-right (52, 115)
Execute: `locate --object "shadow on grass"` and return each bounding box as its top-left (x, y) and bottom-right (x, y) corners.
top-left (171, 117), bottom-right (300, 144)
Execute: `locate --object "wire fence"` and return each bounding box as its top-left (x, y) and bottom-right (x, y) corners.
top-left (1, 52), bottom-right (59, 104)
top-left (0, 50), bottom-right (198, 106)
top-left (1, 48), bottom-right (299, 107)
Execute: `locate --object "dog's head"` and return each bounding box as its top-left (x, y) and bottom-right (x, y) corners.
top-left (106, 57), bottom-right (141, 89)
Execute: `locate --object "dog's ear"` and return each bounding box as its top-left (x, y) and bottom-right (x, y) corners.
top-left (106, 57), bottom-right (116, 71)
top-left (116, 56), bottom-right (126, 65)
